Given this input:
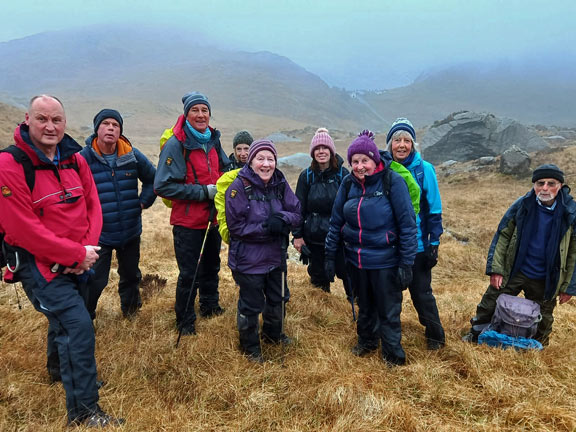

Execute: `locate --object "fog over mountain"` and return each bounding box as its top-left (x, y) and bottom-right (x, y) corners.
top-left (0, 25), bottom-right (575, 131)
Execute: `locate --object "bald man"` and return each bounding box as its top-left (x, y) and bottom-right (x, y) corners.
top-left (0, 95), bottom-right (123, 427)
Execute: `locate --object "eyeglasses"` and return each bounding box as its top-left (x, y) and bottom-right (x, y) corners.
top-left (535, 180), bottom-right (560, 188)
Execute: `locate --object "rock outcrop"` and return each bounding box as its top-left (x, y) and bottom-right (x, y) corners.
top-left (499, 146), bottom-right (531, 177)
top-left (421, 111), bottom-right (548, 164)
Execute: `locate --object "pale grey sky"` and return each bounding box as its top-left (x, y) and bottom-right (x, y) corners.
top-left (1, 0), bottom-right (573, 89)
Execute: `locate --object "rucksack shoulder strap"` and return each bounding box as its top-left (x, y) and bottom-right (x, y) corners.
top-left (342, 175), bottom-right (354, 200)
top-left (382, 167), bottom-right (392, 197)
top-left (182, 147), bottom-right (200, 185)
top-left (0, 145), bottom-right (35, 192)
top-left (240, 176), bottom-right (252, 193)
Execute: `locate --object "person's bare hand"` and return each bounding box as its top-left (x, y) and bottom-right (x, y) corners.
top-left (78, 245), bottom-right (101, 271)
top-left (62, 267), bottom-right (85, 275)
top-left (490, 273), bottom-right (503, 289)
top-left (559, 293), bottom-right (572, 304)
top-left (293, 238), bottom-right (305, 253)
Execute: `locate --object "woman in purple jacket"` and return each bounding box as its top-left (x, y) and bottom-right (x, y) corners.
top-left (225, 139), bottom-right (301, 362)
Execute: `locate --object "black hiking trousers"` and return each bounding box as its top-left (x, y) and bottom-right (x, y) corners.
top-left (233, 269), bottom-right (290, 355)
top-left (407, 252), bottom-right (445, 345)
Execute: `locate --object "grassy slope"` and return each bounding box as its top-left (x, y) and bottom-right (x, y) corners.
top-left (2, 142), bottom-right (576, 431)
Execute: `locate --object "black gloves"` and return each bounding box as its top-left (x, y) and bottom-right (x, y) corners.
top-left (324, 259), bottom-right (336, 283)
top-left (426, 245), bottom-right (439, 269)
top-left (397, 266), bottom-right (413, 290)
top-left (266, 213), bottom-right (288, 236)
top-left (299, 244), bottom-right (311, 265)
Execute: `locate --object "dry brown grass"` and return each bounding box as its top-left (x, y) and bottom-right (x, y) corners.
top-left (3, 154), bottom-right (576, 431)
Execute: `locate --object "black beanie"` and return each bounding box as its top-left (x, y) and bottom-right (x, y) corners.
top-left (532, 164), bottom-right (565, 184)
top-left (233, 130), bottom-right (254, 148)
top-left (93, 109), bottom-right (123, 135)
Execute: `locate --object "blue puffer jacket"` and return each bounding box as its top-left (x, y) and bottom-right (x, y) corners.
top-left (80, 135), bottom-right (156, 247)
top-left (225, 166), bottom-right (301, 274)
top-left (399, 151), bottom-right (443, 252)
top-left (325, 163), bottom-right (418, 269)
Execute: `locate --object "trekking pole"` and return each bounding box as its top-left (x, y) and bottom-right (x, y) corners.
top-left (280, 234), bottom-right (289, 364)
top-left (176, 204), bottom-right (216, 348)
top-left (13, 284), bottom-right (22, 310)
top-left (344, 274), bottom-right (356, 322)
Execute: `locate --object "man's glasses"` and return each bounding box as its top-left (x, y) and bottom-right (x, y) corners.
top-left (535, 180), bottom-right (560, 188)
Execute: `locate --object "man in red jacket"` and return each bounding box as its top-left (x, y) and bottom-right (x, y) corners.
top-left (0, 95), bottom-right (123, 427)
top-left (154, 92), bottom-right (229, 335)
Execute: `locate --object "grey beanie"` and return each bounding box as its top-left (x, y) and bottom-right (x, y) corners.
top-left (233, 130), bottom-right (254, 148)
top-left (532, 164), bottom-right (565, 184)
top-left (182, 92), bottom-right (211, 116)
top-left (93, 109), bottom-right (123, 134)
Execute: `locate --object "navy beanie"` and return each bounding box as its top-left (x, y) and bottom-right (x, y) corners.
top-left (386, 117), bottom-right (416, 145)
top-left (93, 109), bottom-right (123, 134)
top-left (532, 164), bottom-right (565, 183)
top-left (182, 92), bottom-right (211, 116)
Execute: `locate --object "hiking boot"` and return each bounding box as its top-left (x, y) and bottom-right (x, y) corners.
top-left (69, 405), bottom-right (125, 428)
top-left (245, 352), bottom-right (265, 363)
top-left (351, 344), bottom-right (378, 357)
top-left (461, 331), bottom-right (479, 344)
top-left (200, 305), bottom-right (225, 318)
top-left (262, 333), bottom-right (292, 345)
top-left (427, 339), bottom-right (445, 350)
top-left (178, 324), bottom-right (196, 336)
top-left (122, 306), bottom-right (140, 319)
top-left (382, 354), bottom-right (406, 367)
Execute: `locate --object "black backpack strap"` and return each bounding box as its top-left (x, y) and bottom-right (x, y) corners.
top-left (241, 177), bottom-right (285, 202)
top-left (33, 154), bottom-right (80, 184)
top-left (182, 147), bottom-right (200, 185)
top-left (0, 145), bottom-right (35, 192)
top-left (382, 167), bottom-right (392, 198)
top-left (343, 169), bottom-right (392, 200)
top-left (240, 177), bottom-right (253, 198)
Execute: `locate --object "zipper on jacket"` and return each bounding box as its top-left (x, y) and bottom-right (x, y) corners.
top-left (356, 182), bottom-right (366, 268)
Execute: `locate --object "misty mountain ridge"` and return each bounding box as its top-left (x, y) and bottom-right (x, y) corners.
top-left (0, 25), bottom-right (574, 134)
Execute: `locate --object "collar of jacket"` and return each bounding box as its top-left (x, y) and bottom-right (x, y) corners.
top-left (87, 134), bottom-right (133, 157)
top-left (351, 160), bottom-right (386, 186)
top-left (14, 123), bottom-right (81, 164)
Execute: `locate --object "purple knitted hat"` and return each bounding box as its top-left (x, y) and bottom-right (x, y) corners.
top-left (347, 131), bottom-right (380, 165)
top-left (247, 139), bottom-right (277, 165)
top-left (310, 127), bottom-right (336, 157)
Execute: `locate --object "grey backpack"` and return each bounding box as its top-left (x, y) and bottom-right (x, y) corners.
top-left (488, 294), bottom-right (542, 339)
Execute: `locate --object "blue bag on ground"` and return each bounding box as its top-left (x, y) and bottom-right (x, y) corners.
top-left (478, 330), bottom-right (543, 350)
